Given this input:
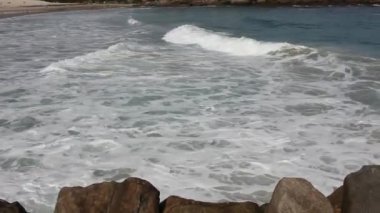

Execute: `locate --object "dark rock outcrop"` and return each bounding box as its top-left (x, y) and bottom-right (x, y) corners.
top-left (160, 195), bottom-right (260, 213)
top-left (0, 199), bottom-right (27, 213)
top-left (259, 203), bottom-right (269, 213)
top-left (342, 165), bottom-right (380, 213)
top-left (266, 178), bottom-right (333, 213)
top-left (328, 186), bottom-right (343, 213)
top-left (54, 177), bottom-right (160, 213)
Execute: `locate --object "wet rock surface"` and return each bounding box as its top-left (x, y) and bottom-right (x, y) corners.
top-left (266, 178), bottom-right (333, 213)
top-left (160, 196), bottom-right (260, 213)
top-left (54, 177), bottom-right (160, 213)
top-left (328, 186), bottom-right (343, 213)
top-left (0, 199), bottom-right (27, 213)
top-left (342, 165), bottom-right (380, 213)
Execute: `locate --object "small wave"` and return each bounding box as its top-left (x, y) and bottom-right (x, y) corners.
top-left (163, 25), bottom-right (303, 56)
top-left (41, 42), bottom-right (131, 74)
top-left (162, 25), bottom-right (359, 80)
top-left (127, 17), bottom-right (141, 26)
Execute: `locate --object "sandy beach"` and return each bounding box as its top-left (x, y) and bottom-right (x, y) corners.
top-left (0, 0), bottom-right (67, 7)
top-left (0, 0), bottom-right (132, 18)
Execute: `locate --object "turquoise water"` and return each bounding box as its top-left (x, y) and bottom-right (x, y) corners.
top-left (132, 6), bottom-right (380, 57)
top-left (0, 6), bottom-right (379, 212)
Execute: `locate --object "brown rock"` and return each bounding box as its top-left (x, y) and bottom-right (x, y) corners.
top-left (160, 195), bottom-right (260, 213)
top-left (0, 200), bottom-right (27, 213)
top-left (256, 0), bottom-right (267, 3)
top-left (189, 0), bottom-right (227, 5)
top-left (230, 0), bottom-right (252, 4)
top-left (54, 177), bottom-right (159, 213)
top-left (327, 186), bottom-right (343, 213)
top-left (157, 0), bottom-right (227, 5)
top-left (260, 203), bottom-right (269, 213)
top-left (266, 178), bottom-right (333, 213)
top-left (158, 0), bottom-right (187, 5)
top-left (342, 165), bottom-right (380, 213)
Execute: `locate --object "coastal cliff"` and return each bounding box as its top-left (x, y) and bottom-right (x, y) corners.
top-left (45, 0), bottom-right (380, 6)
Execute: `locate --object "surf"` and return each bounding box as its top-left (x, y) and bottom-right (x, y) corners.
top-left (163, 24), bottom-right (305, 56)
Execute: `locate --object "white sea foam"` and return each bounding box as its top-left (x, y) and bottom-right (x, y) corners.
top-left (163, 25), bottom-right (301, 56)
top-left (127, 17), bottom-right (141, 26)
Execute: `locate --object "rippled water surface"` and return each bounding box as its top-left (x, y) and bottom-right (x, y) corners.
top-left (0, 6), bottom-right (380, 212)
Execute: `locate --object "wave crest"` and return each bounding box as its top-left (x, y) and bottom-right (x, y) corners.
top-left (163, 25), bottom-right (303, 56)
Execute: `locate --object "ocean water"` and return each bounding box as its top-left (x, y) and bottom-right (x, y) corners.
top-left (0, 6), bottom-right (380, 212)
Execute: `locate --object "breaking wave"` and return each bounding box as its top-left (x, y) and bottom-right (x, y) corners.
top-left (163, 24), bottom-right (306, 56)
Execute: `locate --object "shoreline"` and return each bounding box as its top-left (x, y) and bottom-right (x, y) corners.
top-left (0, 2), bottom-right (379, 19)
top-left (0, 3), bottom-right (134, 19)
top-left (1, 165), bottom-right (379, 213)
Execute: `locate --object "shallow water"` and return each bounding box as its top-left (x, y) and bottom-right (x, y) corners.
top-left (0, 6), bottom-right (380, 212)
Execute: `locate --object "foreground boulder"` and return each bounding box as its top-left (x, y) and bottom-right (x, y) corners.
top-left (160, 195), bottom-right (260, 213)
top-left (266, 178), bottom-right (333, 213)
top-left (0, 199), bottom-right (27, 213)
top-left (342, 165), bottom-right (380, 213)
top-left (54, 177), bottom-right (159, 213)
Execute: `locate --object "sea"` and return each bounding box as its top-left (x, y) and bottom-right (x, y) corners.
top-left (0, 6), bottom-right (379, 212)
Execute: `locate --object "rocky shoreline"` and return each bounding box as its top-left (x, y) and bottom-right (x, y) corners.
top-left (1, 1), bottom-right (379, 20)
top-left (1, 165), bottom-right (379, 213)
top-left (45, 0), bottom-right (380, 6)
